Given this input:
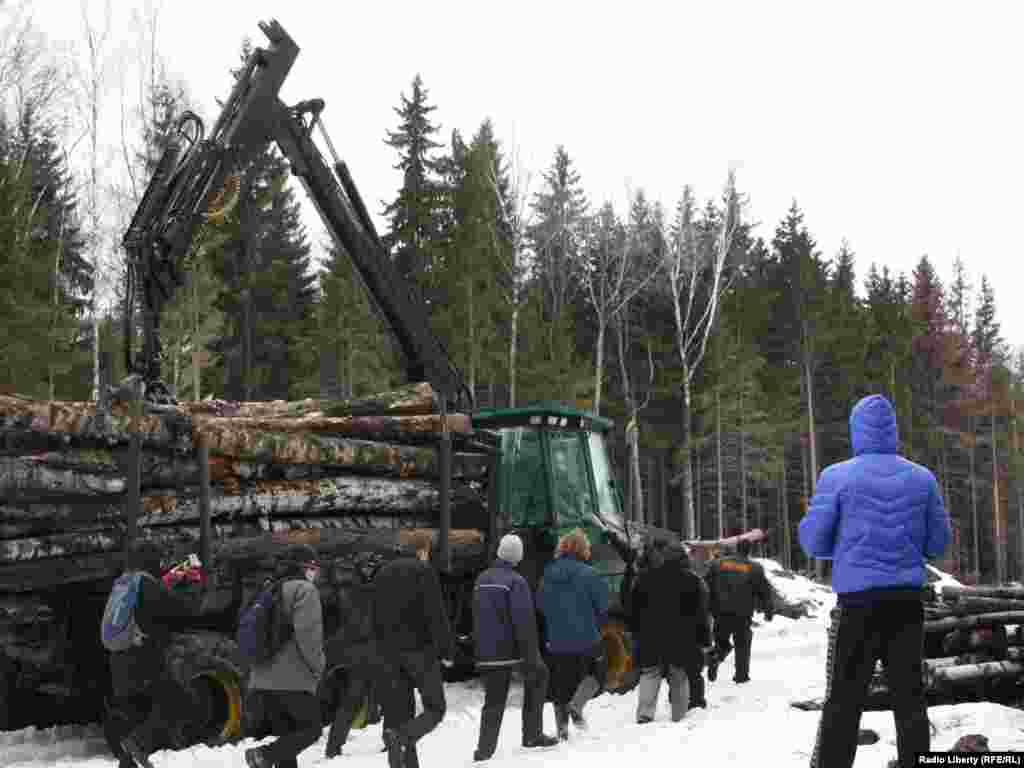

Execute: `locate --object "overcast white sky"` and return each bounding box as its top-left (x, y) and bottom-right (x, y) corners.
top-left (24, 0), bottom-right (1024, 347)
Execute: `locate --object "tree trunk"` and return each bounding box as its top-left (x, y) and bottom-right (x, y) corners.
top-left (970, 415), bottom-right (980, 583)
top-left (681, 373), bottom-right (696, 540)
top-left (593, 319), bottom-right (605, 417)
top-left (739, 379), bottom-right (747, 531)
top-left (924, 611), bottom-right (1024, 634)
top-left (509, 304), bottom-right (518, 408)
top-left (992, 409), bottom-right (1003, 584)
top-left (467, 276), bottom-right (476, 398)
top-left (942, 584), bottom-right (1024, 601)
top-left (716, 383), bottom-right (723, 539)
top-left (780, 447), bottom-right (791, 570)
top-left (195, 413), bottom-right (471, 442)
top-left (803, 349), bottom-right (821, 580)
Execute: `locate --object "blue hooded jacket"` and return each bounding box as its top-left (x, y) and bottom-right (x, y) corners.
top-left (538, 553), bottom-right (609, 655)
top-left (798, 394), bottom-right (951, 595)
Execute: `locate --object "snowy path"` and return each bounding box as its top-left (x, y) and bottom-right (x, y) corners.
top-left (4, 565), bottom-right (1024, 768)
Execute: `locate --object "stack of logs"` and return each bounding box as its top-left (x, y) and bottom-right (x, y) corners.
top-left (865, 583), bottom-right (1024, 708)
top-left (0, 382), bottom-right (493, 639)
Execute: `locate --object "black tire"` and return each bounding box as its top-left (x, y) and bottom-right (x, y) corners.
top-left (164, 631), bottom-right (250, 747)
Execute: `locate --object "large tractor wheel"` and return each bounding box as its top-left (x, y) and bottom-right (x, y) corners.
top-left (164, 632), bottom-right (248, 747)
top-left (601, 619), bottom-right (636, 693)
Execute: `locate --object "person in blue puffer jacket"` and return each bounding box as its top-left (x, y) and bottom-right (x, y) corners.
top-left (799, 394), bottom-right (951, 768)
top-left (538, 528), bottom-right (609, 741)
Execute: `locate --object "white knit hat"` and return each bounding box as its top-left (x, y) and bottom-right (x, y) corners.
top-left (497, 534), bottom-right (524, 565)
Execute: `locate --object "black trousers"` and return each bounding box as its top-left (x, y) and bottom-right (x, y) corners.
top-left (104, 679), bottom-right (193, 758)
top-left (811, 600), bottom-right (929, 768)
top-left (687, 658), bottom-right (706, 705)
top-left (326, 670), bottom-right (374, 754)
top-left (714, 614), bottom-right (753, 681)
top-left (475, 661), bottom-right (549, 758)
top-left (380, 651), bottom-right (446, 750)
top-left (547, 646), bottom-right (606, 724)
top-left (258, 690), bottom-right (322, 768)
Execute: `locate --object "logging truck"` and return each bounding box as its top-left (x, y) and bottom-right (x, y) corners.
top-left (0, 20), bottom-right (657, 747)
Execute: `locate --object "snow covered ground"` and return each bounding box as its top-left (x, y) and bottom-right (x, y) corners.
top-left (4, 561), bottom-right (1023, 768)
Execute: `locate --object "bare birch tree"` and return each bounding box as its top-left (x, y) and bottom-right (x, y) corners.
top-left (664, 172), bottom-right (742, 539)
top-left (73, 0), bottom-right (114, 402)
top-left (577, 195), bottom-right (662, 416)
top-left (487, 147), bottom-right (534, 408)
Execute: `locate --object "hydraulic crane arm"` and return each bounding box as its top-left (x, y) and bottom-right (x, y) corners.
top-left (121, 20), bottom-right (471, 411)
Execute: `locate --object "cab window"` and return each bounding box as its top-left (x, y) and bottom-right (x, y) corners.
top-left (547, 431), bottom-right (595, 528)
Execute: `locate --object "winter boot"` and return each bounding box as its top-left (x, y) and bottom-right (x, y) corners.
top-left (120, 737), bottom-right (155, 768)
top-left (555, 706), bottom-right (569, 741)
top-left (244, 746), bottom-right (272, 768)
top-left (523, 734), bottom-right (559, 750)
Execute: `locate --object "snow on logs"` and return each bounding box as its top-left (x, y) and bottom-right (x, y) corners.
top-left (0, 382), bottom-right (490, 583)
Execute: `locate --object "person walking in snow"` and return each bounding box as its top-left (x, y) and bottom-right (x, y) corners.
top-left (704, 537), bottom-right (775, 684)
top-left (373, 530), bottom-right (454, 768)
top-left (471, 534), bottom-right (558, 761)
top-left (104, 539), bottom-right (240, 768)
top-left (244, 544), bottom-right (326, 768)
top-left (629, 542), bottom-right (710, 723)
top-left (537, 527), bottom-right (609, 741)
top-left (800, 394), bottom-right (951, 768)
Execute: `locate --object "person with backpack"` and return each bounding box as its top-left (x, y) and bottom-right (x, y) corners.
top-left (704, 538), bottom-right (775, 684)
top-left (103, 539), bottom-right (237, 768)
top-left (629, 542), bottom-right (710, 723)
top-left (373, 530), bottom-right (454, 768)
top-left (537, 527), bottom-right (609, 741)
top-left (471, 534), bottom-right (558, 762)
top-left (243, 544), bottom-right (326, 768)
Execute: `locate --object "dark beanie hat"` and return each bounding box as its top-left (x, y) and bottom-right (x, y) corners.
top-left (281, 544), bottom-right (319, 565)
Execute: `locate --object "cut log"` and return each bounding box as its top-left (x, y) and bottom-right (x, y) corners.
top-left (196, 427), bottom-right (485, 480)
top-left (941, 626), bottom-right (1007, 655)
top-left (192, 413), bottom-right (472, 443)
top-left (320, 382), bottom-right (438, 418)
top-left (951, 596), bottom-right (1024, 614)
top-left (0, 500), bottom-right (122, 528)
top-left (927, 660), bottom-right (1024, 686)
top-left (197, 427), bottom-right (436, 477)
top-left (942, 585), bottom-right (1024, 601)
top-left (0, 553), bottom-right (117, 592)
top-left (135, 476), bottom-right (483, 526)
top-left (0, 457), bottom-right (126, 498)
top-left (178, 382), bottom-right (438, 420)
top-left (926, 612), bottom-right (1024, 634)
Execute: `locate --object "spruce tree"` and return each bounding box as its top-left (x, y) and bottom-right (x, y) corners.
top-left (382, 74), bottom-right (444, 288)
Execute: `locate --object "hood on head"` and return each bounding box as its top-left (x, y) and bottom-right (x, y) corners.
top-left (850, 394), bottom-right (898, 456)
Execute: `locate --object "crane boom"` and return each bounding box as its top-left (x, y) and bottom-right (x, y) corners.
top-left (121, 19), bottom-right (472, 411)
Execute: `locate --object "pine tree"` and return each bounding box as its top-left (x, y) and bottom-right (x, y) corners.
top-left (382, 74), bottom-right (444, 288)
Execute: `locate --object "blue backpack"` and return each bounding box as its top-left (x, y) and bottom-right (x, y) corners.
top-left (237, 580), bottom-right (293, 664)
top-left (101, 572), bottom-right (148, 652)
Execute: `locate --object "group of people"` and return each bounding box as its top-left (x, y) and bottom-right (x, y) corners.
top-left (103, 392), bottom-right (952, 768)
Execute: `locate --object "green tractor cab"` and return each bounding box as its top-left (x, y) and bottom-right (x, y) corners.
top-left (472, 404), bottom-right (639, 691)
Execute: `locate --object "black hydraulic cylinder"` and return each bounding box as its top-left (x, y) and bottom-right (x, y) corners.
top-left (197, 432), bottom-right (212, 575)
top-left (438, 428), bottom-right (452, 573)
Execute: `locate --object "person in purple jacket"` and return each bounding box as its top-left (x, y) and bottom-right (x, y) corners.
top-left (799, 394), bottom-right (951, 768)
top-left (471, 534), bottom-right (558, 762)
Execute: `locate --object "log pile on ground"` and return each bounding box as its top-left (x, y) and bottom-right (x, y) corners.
top-left (0, 382), bottom-right (492, 655)
top-left (861, 583), bottom-right (1024, 709)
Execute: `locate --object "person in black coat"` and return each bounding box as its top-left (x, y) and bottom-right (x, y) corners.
top-left (105, 539), bottom-right (240, 768)
top-left (629, 543), bottom-right (711, 723)
top-left (325, 573), bottom-right (380, 758)
top-left (373, 531), bottom-right (454, 768)
top-left (705, 538), bottom-right (775, 684)
top-left (472, 534), bottom-right (558, 761)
